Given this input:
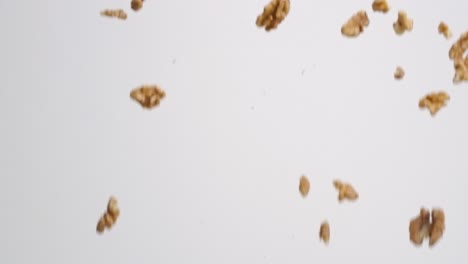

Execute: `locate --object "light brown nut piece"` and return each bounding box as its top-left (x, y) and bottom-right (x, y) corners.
top-left (131, 0), bottom-right (144, 11)
top-left (333, 180), bottom-right (358, 202)
top-left (96, 217), bottom-right (106, 233)
top-left (453, 57), bottom-right (468, 83)
top-left (409, 207), bottom-right (431, 245)
top-left (96, 196), bottom-right (120, 234)
top-left (298, 175), bottom-right (310, 197)
top-left (319, 221), bottom-right (330, 244)
top-left (393, 11), bottom-right (413, 35)
top-left (100, 9), bottom-right (128, 20)
top-left (418, 91), bottom-right (450, 116)
top-left (341, 11), bottom-right (369, 38)
top-left (256, 0), bottom-right (290, 31)
top-left (429, 208), bottom-right (445, 246)
top-left (107, 196), bottom-right (120, 220)
top-left (449, 32), bottom-right (468, 60)
top-left (394, 66), bottom-right (405, 80)
top-left (130, 85), bottom-right (166, 109)
top-left (438, 22), bottom-right (452, 39)
top-left (372, 0), bottom-right (390, 13)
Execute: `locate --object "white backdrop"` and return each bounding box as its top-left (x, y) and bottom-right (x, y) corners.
top-left (1, 0), bottom-right (467, 263)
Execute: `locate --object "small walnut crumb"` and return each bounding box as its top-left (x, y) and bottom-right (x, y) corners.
top-left (372, 0), bottom-right (390, 13)
top-left (97, 196), bottom-right (120, 234)
top-left (298, 175), bottom-right (310, 197)
top-left (130, 85), bottom-right (166, 109)
top-left (131, 0), bottom-right (144, 11)
top-left (418, 91), bottom-right (450, 116)
top-left (438, 22), bottom-right (452, 39)
top-left (409, 207), bottom-right (431, 246)
top-left (100, 9), bottom-right (128, 20)
top-left (319, 221), bottom-right (330, 244)
top-left (448, 32), bottom-right (468, 83)
top-left (393, 11), bottom-right (413, 35)
top-left (394, 66), bottom-right (405, 79)
top-left (341, 11), bottom-right (369, 38)
top-left (333, 180), bottom-right (358, 202)
top-left (256, 0), bottom-right (290, 31)
top-left (429, 208), bottom-right (445, 246)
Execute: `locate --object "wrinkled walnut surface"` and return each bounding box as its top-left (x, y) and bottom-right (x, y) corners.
top-left (341, 11), bottom-right (369, 37)
top-left (256, 0), bottom-right (290, 31)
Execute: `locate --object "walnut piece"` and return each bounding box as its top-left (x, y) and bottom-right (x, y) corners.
top-left (256, 0), bottom-right (290, 32)
top-left (372, 0), bottom-right (390, 13)
top-left (409, 207), bottom-right (445, 247)
top-left (319, 221), bottom-right (330, 244)
top-left (341, 11), bottom-right (369, 38)
top-left (97, 196), bottom-right (120, 234)
top-left (333, 180), bottom-right (358, 202)
top-left (429, 208), bottom-right (445, 246)
top-left (298, 175), bottom-right (310, 197)
top-left (448, 32), bottom-right (468, 83)
top-left (438, 22), bottom-right (452, 39)
top-left (418, 91), bottom-right (450, 116)
top-left (394, 66), bottom-right (405, 80)
top-left (131, 0), bottom-right (144, 11)
top-left (130, 85), bottom-right (166, 109)
top-left (393, 11), bottom-right (413, 35)
top-left (100, 9), bottom-right (128, 20)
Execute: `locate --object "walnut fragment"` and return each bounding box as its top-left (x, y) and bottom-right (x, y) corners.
top-left (319, 221), bottom-right (330, 244)
top-left (393, 11), bottom-right (413, 35)
top-left (341, 11), bottom-right (369, 38)
top-left (256, 0), bottom-right (290, 31)
top-left (418, 91), bottom-right (450, 116)
top-left (448, 32), bottom-right (468, 83)
top-left (429, 208), bottom-right (445, 246)
top-left (299, 175), bottom-right (310, 197)
top-left (131, 0), bottom-right (144, 11)
top-left (100, 9), bottom-right (128, 20)
top-left (394, 66), bottom-right (405, 80)
top-left (409, 207), bottom-right (445, 247)
top-left (372, 0), bottom-right (390, 13)
top-left (130, 85), bottom-right (166, 109)
top-left (438, 22), bottom-right (452, 39)
top-left (333, 180), bottom-right (358, 202)
top-left (97, 196), bottom-right (120, 234)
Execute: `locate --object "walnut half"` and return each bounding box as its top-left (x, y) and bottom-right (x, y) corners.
top-left (341, 11), bottom-right (369, 38)
top-left (393, 11), bottom-right (413, 35)
top-left (130, 85), bottom-right (166, 109)
top-left (97, 196), bottom-right (120, 234)
top-left (333, 180), bottom-right (358, 202)
top-left (418, 91), bottom-right (450, 116)
top-left (256, 0), bottom-right (290, 32)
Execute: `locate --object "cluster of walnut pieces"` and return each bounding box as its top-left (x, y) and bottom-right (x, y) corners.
top-left (449, 32), bottom-right (468, 83)
top-left (319, 221), bottom-right (330, 244)
top-left (394, 66), bottom-right (405, 80)
top-left (409, 207), bottom-right (445, 247)
top-left (131, 0), bottom-right (144, 11)
top-left (341, 11), bottom-right (369, 38)
top-left (393, 11), bottom-right (413, 35)
top-left (333, 180), bottom-right (358, 202)
top-left (372, 0), bottom-right (390, 13)
top-left (438, 22), bottom-right (452, 39)
top-left (97, 197), bottom-right (120, 234)
top-left (256, 0), bottom-right (290, 31)
top-left (130, 85), bottom-right (166, 109)
top-left (100, 9), bottom-right (128, 20)
top-left (298, 175), bottom-right (310, 197)
top-left (418, 91), bottom-right (450, 116)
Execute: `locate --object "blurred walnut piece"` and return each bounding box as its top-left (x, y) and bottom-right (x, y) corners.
top-left (256, 0), bottom-right (290, 31)
top-left (393, 11), bottom-right (413, 35)
top-left (97, 196), bottom-right (120, 234)
top-left (438, 22), bottom-right (452, 39)
top-left (418, 91), bottom-right (449, 116)
top-left (448, 32), bottom-right (468, 83)
top-left (333, 180), bottom-right (358, 202)
top-left (131, 0), bottom-right (144, 11)
top-left (319, 221), bottom-right (330, 244)
top-left (298, 175), bottom-right (310, 197)
top-left (100, 9), bottom-right (128, 20)
top-left (409, 207), bottom-right (445, 247)
top-left (130, 85), bottom-right (166, 109)
top-left (394, 66), bottom-right (405, 79)
top-left (341, 11), bottom-right (369, 37)
top-left (429, 208), bottom-right (445, 246)
top-left (372, 0), bottom-right (390, 13)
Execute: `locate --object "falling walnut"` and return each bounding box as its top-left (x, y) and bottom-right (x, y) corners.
top-left (97, 196), bottom-right (120, 234)
top-left (409, 207), bottom-right (445, 247)
top-left (100, 9), bottom-right (128, 20)
top-left (341, 11), bottom-right (369, 38)
top-left (319, 221), bottom-right (330, 244)
top-left (448, 32), bottom-right (468, 83)
top-left (438, 22), bottom-right (452, 39)
top-left (298, 175), bottom-right (310, 197)
top-left (333, 180), bottom-right (358, 202)
top-left (394, 66), bottom-right (405, 80)
top-left (372, 0), bottom-right (390, 13)
top-left (130, 85), bottom-right (166, 109)
top-left (256, 0), bottom-right (290, 31)
top-left (393, 11), bottom-right (413, 35)
top-left (131, 0), bottom-right (144, 11)
top-left (418, 91), bottom-right (450, 116)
